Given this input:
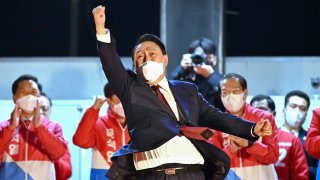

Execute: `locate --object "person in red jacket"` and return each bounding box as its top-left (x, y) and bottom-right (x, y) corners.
top-left (39, 92), bottom-right (72, 180)
top-left (0, 74), bottom-right (67, 180)
top-left (305, 107), bottom-right (320, 178)
top-left (250, 94), bottom-right (308, 180)
top-left (73, 82), bottom-right (130, 180)
top-left (305, 107), bottom-right (320, 159)
top-left (210, 73), bottom-right (279, 180)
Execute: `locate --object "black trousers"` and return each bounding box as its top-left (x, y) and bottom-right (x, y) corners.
top-left (137, 170), bottom-right (205, 180)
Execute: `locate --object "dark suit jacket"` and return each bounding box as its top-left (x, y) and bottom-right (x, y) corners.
top-left (97, 39), bottom-right (257, 180)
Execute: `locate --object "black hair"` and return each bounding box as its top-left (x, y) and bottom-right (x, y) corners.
top-left (220, 73), bottom-right (247, 90)
top-left (188, 37), bottom-right (217, 55)
top-left (40, 92), bottom-right (53, 107)
top-left (12, 74), bottom-right (40, 95)
top-left (131, 34), bottom-right (167, 61)
top-left (284, 90), bottom-right (310, 109)
top-left (103, 82), bottom-right (116, 98)
top-left (250, 94), bottom-right (276, 111)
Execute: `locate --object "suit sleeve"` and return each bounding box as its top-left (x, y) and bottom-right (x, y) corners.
top-left (35, 122), bottom-right (67, 160)
top-left (305, 108), bottom-right (320, 159)
top-left (97, 40), bottom-right (131, 101)
top-left (73, 107), bottom-right (99, 148)
top-left (54, 145), bottom-right (72, 180)
top-left (196, 87), bottom-right (255, 141)
top-left (245, 114), bottom-right (279, 163)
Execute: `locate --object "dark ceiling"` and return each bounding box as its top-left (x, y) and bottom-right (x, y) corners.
top-left (0, 0), bottom-right (319, 57)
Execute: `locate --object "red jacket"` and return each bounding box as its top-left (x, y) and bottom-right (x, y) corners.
top-left (0, 117), bottom-right (67, 179)
top-left (54, 143), bottom-right (72, 180)
top-left (209, 103), bottom-right (279, 179)
top-left (275, 130), bottom-right (308, 180)
top-left (305, 108), bottom-right (320, 159)
top-left (73, 107), bottom-right (130, 169)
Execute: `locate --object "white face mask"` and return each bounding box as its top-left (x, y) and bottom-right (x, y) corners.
top-left (113, 103), bottom-right (125, 118)
top-left (221, 93), bottom-right (245, 113)
top-left (140, 61), bottom-right (164, 83)
top-left (17, 95), bottom-right (38, 113)
top-left (285, 109), bottom-right (306, 128)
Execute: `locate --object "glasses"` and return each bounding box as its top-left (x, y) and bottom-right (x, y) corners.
top-left (221, 88), bottom-right (243, 97)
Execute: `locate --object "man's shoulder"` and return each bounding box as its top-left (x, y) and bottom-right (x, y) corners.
top-left (0, 119), bottom-right (10, 127)
top-left (168, 79), bottom-right (197, 88)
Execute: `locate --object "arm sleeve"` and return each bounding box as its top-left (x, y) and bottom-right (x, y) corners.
top-left (0, 124), bottom-right (15, 152)
top-left (54, 146), bottom-right (72, 180)
top-left (197, 89), bottom-right (256, 141)
top-left (97, 37), bottom-right (131, 102)
top-left (289, 137), bottom-right (309, 180)
top-left (171, 65), bottom-right (187, 80)
top-left (73, 107), bottom-right (99, 148)
top-left (305, 109), bottom-right (320, 159)
top-left (34, 122), bottom-right (67, 160)
top-left (245, 115), bottom-right (279, 163)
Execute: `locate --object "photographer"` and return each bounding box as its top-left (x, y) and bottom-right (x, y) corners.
top-left (171, 37), bottom-right (225, 111)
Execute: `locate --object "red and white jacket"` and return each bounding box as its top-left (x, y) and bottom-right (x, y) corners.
top-left (209, 103), bottom-right (279, 180)
top-left (0, 117), bottom-right (67, 180)
top-left (305, 108), bottom-right (320, 159)
top-left (73, 107), bottom-right (130, 170)
top-left (275, 129), bottom-right (308, 180)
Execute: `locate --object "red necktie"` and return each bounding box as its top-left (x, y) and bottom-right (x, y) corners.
top-left (23, 120), bottom-right (32, 127)
top-left (151, 85), bottom-right (214, 141)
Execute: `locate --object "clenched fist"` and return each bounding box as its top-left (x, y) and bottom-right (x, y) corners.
top-left (92, 5), bottom-right (106, 35)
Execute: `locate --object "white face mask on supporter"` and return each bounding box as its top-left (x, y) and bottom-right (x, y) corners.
top-left (222, 93), bottom-right (245, 113)
top-left (285, 109), bottom-right (305, 128)
top-left (113, 103), bottom-right (125, 118)
top-left (17, 95), bottom-right (38, 113)
top-left (140, 61), bottom-right (164, 83)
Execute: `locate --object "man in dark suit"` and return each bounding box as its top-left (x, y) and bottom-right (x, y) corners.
top-left (92, 5), bottom-right (273, 180)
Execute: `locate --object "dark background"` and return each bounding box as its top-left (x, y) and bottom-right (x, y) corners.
top-left (0, 0), bottom-right (319, 57)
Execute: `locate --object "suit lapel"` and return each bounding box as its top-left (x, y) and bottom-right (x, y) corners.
top-left (168, 81), bottom-right (190, 122)
top-left (144, 81), bottom-right (177, 120)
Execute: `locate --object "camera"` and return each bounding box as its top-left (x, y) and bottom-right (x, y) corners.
top-left (190, 50), bottom-right (207, 65)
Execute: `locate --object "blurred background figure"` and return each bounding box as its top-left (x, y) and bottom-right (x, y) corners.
top-left (305, 107), bottom-right (320, 179)
top-left (250, 94), bottom-right (309, 180)
top-left (171, 37), bottom-right (225, 111)
top-left (73, 83), bottom-right (130, 180)
top-left (279, 90), bottom-right (318, 179)
top-left (40, 92), bottom-right (72, 180)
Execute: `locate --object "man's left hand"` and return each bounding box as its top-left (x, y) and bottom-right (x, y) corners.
top-left (254, 119), bottom-right (272, 137)
top-left (33, 100), bottom-right (41, 128)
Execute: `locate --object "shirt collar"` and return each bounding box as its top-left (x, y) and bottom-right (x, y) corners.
top-left (280, 125), bottom-right (299, 137)
top-left (157, 77), bottom-right (170, 92)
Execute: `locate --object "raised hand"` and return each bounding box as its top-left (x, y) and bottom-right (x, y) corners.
top-left (33, 100), bottom-right (41, 128)
top-left (180, 54), bottom-right (193, 69)
top-left (92, 96), bottom-right (107, 110)
top-left (92, 5), bottom-right (106, 35)
top-left (10, 103), bottom-right (21, 129)
top-left (254, 119), bottom-right (272, 137)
